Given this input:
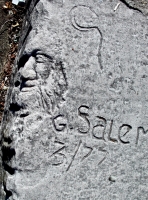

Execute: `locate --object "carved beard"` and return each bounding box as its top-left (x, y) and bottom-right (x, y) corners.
top-left (38, 63), bottom-right (68, 114)
top-left (16, 79), bottom-right (66, 115)
top-left (38, 79), bottom-right (67, 114)
top-left (14, 86), bottom-right (56, 115)
top-left (15, 61), bottom-right (67, 115)
top-left (38, 86), bottom-right (56, 114)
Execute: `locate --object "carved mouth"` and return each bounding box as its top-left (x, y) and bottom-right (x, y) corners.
top-left (25, 80), bottom-right (36, 86)
top-left (21, 79), bottom-right (38, 92)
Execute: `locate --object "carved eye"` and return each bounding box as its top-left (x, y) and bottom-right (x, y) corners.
top-left (35, 54), bottom-right (48, 63)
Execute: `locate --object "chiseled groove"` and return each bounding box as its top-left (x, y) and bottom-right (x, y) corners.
top-left (120, 0), bottom-right (143, 14)
top-left (70, 5), bottom-right (104, 70)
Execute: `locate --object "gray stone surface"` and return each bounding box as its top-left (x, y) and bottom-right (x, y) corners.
top-left (121, 0), bottom-right (148, 15)
top-left (1, 0), bottom-right (148, 199)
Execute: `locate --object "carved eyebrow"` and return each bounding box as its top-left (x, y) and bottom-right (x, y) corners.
top-left (36, 53), bottom-right (53, 61)
top-left (34, 50), bottom-right (53, 61)
top-left (17, 49), bottom-right (53, 69)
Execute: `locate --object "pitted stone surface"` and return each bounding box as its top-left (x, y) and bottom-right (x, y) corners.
top-left (1, 0), bottom-right (148, 199)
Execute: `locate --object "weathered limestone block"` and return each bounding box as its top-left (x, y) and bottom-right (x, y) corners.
top-left (1, 0), bottom-right (148, 199)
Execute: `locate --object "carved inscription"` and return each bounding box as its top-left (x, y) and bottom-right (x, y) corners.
top-left (92, 116), bottom-right (106, 141)
top-left (51, 140), bottom-right (66, 166)
top-left (108, 120), bottom-right (118, 143)
top-left (51, 105), bottom-right (148, 171)
top-left (78, 105), bottom-right (90, 133)
top-left (50, 139), bottom-right (108, 171)
top-left (53, 105), bottom-right (147, 146)
top-left (53, 115), bottom-right (66, 131)
top-left (136, 127), bottom-right (148, 145)
top-left (66, 140), bottom-right (82, 171)
top-left (118, 124), bottom-right (132, 144)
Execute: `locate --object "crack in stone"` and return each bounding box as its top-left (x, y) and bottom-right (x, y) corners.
top-left (3, 182), bottom-right (12, 200)
top-left (2, 138), bottom-right (15, 199)
top-left (120, 0), bottom-right (146, 15)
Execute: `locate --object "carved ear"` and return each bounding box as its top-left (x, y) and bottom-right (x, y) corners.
top-left (70, 5), bottom-right (99, 31)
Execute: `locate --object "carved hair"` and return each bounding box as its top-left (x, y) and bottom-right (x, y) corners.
top-left (38, 60), bottom-right (68, 113)
top-left (17, 50), bottom-right (68, 114)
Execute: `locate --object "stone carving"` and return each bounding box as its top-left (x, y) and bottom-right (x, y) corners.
top-left (1, 0), bottom-right (148, 199)
top-left (70, 5), bottom-right (103, 69)
top-left (12, 49), bottom-right (68, 114)
top-left (2, 46), bottom-right (68, 195)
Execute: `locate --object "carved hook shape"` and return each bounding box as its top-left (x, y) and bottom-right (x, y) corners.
top-left (70, 5), bottom-right (100, 31)
top-left (69, 5), bottom-right (103, 69)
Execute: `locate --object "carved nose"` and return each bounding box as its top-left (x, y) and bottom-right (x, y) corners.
top-left (21, 56), bottom-right (36, 80)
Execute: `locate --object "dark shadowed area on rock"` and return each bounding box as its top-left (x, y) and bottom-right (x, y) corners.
top-left (121, 0), bottom-right (148, 15)
top-left (0, 1), bottom-right (26, 198)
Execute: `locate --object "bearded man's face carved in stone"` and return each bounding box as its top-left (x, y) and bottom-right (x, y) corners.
top-left (20, 52), bottom-right (53, 91)
top-left (15, 50), bottom-right (67, 114)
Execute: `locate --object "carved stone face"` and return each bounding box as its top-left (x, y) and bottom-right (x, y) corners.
top-left (15, 50), bottom-right (67, 114)
top-left (8, 50), bottom-right (68, 182)
top-left (19, 51), bottom-right (53, 92)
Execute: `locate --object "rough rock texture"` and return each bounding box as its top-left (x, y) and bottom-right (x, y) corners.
top-left (0, 0), bottom-right (10, 123)
top-left (1, 0), bottom-right (148, 199)
top-left (0, 1), bottom-right (27, 123)
top-left (0, 0), bottom-right (9, 197)
top-left (121, 0), bottom-right (148, 15)
top-left (0, 0), bottom-right (9, 74)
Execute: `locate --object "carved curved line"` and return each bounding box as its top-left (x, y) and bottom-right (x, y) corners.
top-left (118, 124), bottom-right (131, 144)
top-left (70, 5), bottom-right (100, 31)
top-left (69, 5), bottom-right (103, 69)
top-left (51, 152), bottom-right (66, 166)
